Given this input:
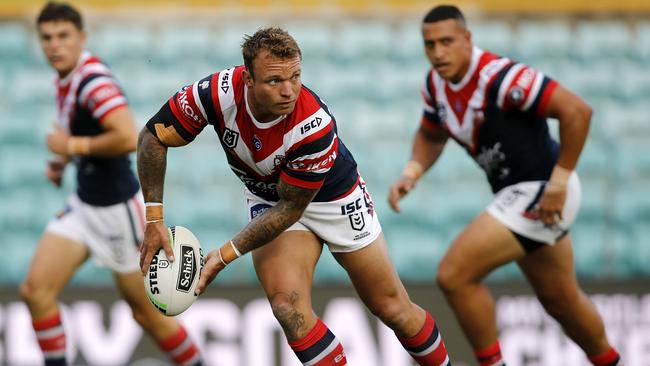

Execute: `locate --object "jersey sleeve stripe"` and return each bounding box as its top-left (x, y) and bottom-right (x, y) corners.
top-left (92, 96), bottom-right (127, 120)
top-left (289, 135), bottom-right (337, 164)
top-left (168, 97), bottom-right (201, 136)
top-left (535, 79), bottom-right (558, 115)
top-left (210, 73), bottom-right (225, 126)
top-left (197, 75), bottom-right (217, 125)
top-left (496, 63), bottom-right (525, 109)
top-left (522, 71), bottom-right (545, 111)
top-left (279, 171), bottom-right (324, 189)
top-left (191, 81), bottom-right (209, 122)
top-left (78, 76), bottom-right (114, 105)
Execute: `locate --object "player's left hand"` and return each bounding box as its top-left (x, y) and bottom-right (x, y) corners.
top-left (47, 124), bottom-right (70, 156)
top-left (537, 182), bottom-right (567, 227)
top-left (194, 249), bottom-right (226, 296)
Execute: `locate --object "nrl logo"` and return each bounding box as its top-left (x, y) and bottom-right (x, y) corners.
top-left (222, 128), bottom-right (239, 148)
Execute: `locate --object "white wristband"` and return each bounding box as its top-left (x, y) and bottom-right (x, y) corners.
top-left (230, 240), bottom-right (242, 258)
top-left (217, 248), bottom-right (228, 267)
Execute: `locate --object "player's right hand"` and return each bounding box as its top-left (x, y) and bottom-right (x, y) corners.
top-left (388, 175), bottom-right (417, 213)
top-left (140, 221), bottom-right (174, 275)
top-left (45, 158), bottom-right (66, 187)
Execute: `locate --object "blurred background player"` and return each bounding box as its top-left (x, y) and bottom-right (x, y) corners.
top-left (18, 2), bottom-right (202, 365)
top-left (388, 5), bottom-right (622, 366)
top-left (137, 27), bottom-right (451, 366)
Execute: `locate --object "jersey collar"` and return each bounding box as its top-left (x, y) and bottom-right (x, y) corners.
top-left (58, 50), bottom-right (91, 86)
top-left (244, 85), bottom-right (286, 129)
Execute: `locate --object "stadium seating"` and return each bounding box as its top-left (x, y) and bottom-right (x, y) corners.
top-left (1, 17), bottom-right (648, 285)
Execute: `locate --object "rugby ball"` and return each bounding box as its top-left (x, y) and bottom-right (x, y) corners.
top-left (144, 226), bottom-right (203, 316)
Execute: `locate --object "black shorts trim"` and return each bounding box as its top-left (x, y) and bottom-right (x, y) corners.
top-left (512, 229), bottom-right (569, 253)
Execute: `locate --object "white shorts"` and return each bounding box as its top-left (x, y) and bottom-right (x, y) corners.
top-left (486, 172), bottom-right (581, 246)
top-left (45, 191), bottom-right (145, 273)
top-left (245, 178), bottom-right (382, 253)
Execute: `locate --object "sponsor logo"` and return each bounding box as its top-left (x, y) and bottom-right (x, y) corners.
top-left (287, 151), bottom-right (337, 172)
top-left (341, 198), bottom-right (364, 216)
top-left (223, 128), bottom-right (239, 148)
top-left (236, 173), bottom-right (278, 197)
top-left (516, 67), bottom-right (535, 89)
top-left (176, 245), bottom-right (196, 293)
top-left (341, 197), bottom-right (368, 231)
top-left (253, 135), bottom-right (262, 151)
top-left (251, 203), bottom-right (271, 219)
top-left (476, 142), bottom-right (507, 179)
top-left (177, 87), bottom-right (203, 123)
top-left (220, 72), bottom-right (230, 93)
top-left (89, 86), bottom-right (119, 109)
top-left (502, 188), bottom-right (527, 207)
top-left (300, 116), bottom-right (323, 134)
top-left (148, 255), bottom-right (160, 295)
top-left (200, 80), bottom-right (210, 90)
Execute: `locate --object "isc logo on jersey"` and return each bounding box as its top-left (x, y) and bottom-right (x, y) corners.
top-left (145, 226), bottom-right (203, 316)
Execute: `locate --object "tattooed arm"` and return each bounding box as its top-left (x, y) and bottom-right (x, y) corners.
top-left (137, 124), bottom-right (191, 274)
top-left (233, 181), bottom-right (318, 254)
top-left (195, 180), bottom-right (318, 294)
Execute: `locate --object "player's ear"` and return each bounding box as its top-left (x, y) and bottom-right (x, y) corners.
top-left (242, 68), bottom-right (254, 87)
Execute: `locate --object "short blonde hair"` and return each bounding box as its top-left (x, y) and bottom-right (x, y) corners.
top-left (242, 27), bottom-right (302, 79)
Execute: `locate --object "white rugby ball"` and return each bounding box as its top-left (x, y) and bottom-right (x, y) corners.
top-left (144, 226), bottom-right (203, 316)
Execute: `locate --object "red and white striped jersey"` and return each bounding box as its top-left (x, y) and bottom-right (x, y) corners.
top-left (421, 47), bottom-right (560, 192)
top-left (55, 51), bottom-right (127, 130)
top-left (147, 65), bottom-right (359, 202)
top-left (53, 50), bottom-right (138, 206)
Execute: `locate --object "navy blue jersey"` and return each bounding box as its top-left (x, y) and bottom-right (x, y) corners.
top-left (421, 47), bottom-right (559, 193)
top-left (146, 66), bottom-right (359, 202)
top-left (55, 51), bottom-right (139, 206)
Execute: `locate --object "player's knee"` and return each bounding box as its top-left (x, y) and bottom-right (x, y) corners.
top-left (436, 259), bottom-right (464, 294)
top-left (366, 294), bottom-right (411, 330)
top-left (536, 286), bottom-right (578, 319)
top-left (124, 298), bottom-right (158, 331)
top-left (130, 305), bottom-right (149, 328)
top-left (270, 292), bottom-right (304, 325)
top-left (19, 278), bottom-right (54, 306)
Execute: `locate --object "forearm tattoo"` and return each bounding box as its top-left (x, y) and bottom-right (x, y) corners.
top-left (137, 129), bottom-right (168, 203)
top-left (232, 180), bottom-right (318, 255)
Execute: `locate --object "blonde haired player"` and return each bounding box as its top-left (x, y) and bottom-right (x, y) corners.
top-left (19, 2), bottom-right (203, 365)
top-left (139, 27), bottom-right (452, 366)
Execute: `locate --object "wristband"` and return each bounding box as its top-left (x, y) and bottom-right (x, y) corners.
top-left (402, 160), bottom-right (424, 181)
top-left (219, 240), bottom-right (242, 265)
top-left (67, 136), bottom-right (91, 156)
top-left (217, 248), bottom-right (228, 267)
top-left (145, 203), bottom-right (163, 223)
